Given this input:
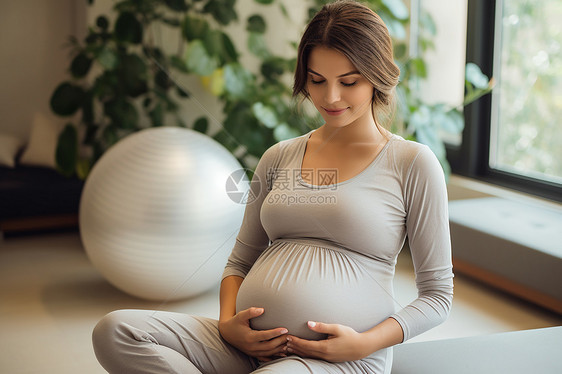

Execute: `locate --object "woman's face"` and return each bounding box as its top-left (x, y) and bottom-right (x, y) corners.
top-left (306, 46), bottom-right (374, 130)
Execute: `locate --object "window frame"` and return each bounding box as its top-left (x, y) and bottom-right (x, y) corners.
top-left (446, 0), bottom-right (562, 203)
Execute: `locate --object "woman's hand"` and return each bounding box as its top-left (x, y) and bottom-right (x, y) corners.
top-left (218, 307), bottom-right (289, 362)
top-left (286, 321), bottom-right (370, 362)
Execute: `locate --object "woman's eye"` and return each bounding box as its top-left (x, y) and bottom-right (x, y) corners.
top-left (309, 78), bottom-right (357, 86)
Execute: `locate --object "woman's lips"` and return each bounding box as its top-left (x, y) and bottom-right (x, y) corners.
top-left (323, 107), bottom-right (348, 116)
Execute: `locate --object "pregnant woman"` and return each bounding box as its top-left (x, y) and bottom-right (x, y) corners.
top-left (92, 1), bottom-right (453, 373)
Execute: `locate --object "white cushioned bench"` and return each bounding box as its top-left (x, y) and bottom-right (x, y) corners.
top-left (448, 197), bottom-right (562, 314)
top-left (392, 326), bottom-right (562, 373)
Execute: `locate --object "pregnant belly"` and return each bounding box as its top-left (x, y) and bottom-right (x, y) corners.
top-left (236, 240), bottom-right (394, 340)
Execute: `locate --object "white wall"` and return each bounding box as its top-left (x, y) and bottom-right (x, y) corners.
top-left (0, 0), bottom-right (85, 142)
top-left (419, 0), bottom-right (468, 107)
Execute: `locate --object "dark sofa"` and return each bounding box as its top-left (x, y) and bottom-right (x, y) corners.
top-left (0, 165), bottom-right (84, 235)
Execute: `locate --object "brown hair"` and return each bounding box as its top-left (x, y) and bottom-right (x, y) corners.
top-left (293, 0), bottom-right (400, 129)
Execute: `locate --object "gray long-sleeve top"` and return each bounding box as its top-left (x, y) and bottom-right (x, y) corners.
top-left (222, 130), bottom-right (454, 344)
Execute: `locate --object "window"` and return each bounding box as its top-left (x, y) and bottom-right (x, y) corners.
top-left (448, 0), bottom-right (562, 202)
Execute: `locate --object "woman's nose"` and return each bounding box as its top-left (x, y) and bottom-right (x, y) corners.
top-left (324, 84), bottom-right (341, 104)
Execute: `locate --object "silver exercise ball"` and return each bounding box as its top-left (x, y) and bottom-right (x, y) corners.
top-left (80, 127), bottom-right (247, 300)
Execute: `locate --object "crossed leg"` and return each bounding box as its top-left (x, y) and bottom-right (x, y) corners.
top-left (92, 309), bottom-right (387, 374)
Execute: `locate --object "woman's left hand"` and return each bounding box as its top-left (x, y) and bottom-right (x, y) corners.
top-left (285, 321), bottom-right (370, 362)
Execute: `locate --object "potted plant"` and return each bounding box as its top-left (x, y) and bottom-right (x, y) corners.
top-left (51, 0), bottom-right (492, 179)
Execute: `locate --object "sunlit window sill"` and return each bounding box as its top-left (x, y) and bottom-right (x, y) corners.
top-left (447, 174), bottom-right (561, 210)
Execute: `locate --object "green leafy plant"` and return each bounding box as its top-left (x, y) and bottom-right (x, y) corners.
top-left (51, 0), bottom-right (320, 178)
top-left (51, 0), bottom-right (492, 180)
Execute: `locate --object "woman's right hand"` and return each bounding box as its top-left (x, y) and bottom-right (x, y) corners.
top-left (218, 307), bottom-right (288, 361)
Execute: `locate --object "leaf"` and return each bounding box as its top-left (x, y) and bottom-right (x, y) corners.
top-left (97, 47), bottom-right (118, 70)
top-left (379, 13), bottom-right (407, 40)
top-left (409, 105), bottom-right (431, 130)
top-left (202, 29), bottom-right (225, 59)
top-left (104, 99), bottom-right (139, 129)
top-left (56, 124), bottom-right (78, 177)
top-left (185, 40), bottom-right (218, 76)
top-left (223, 63), bottom-right (255, 99)
top-left (115, 12), bottom-right (143, 44)
top-left (155, 68), bottom-right (172, 90)
top-left (241, 128), bottom-right (267, 157)
top-left (223, 102), bottom-right (266, 155)
top-left (176, 84), bottom-right (190, 97)
top-left (419, 38), bottom-right (435, 53)
top-left (420, 10), bottom-right (437, 36)
top-left (149, 102), bottom-right (164, 126)
top-left (93, 142), bottom-right (104, 163)
top-left (200, 68), bottom-right (225, 96)
top-left (85, 32), bottom-right (100, 45)
top-left (213, 129), bottom-right (239, 152)
top-left (70, 52), bottom-right (92, 78)
top-left (248, 32), bottom-right (270, 58)
top-left (96, 16), bottom-right (109, 30)
top-left (170, 55), bottom-right (188, 73)
top-left (409, 57), bottom-right (427, 78)
top-left (193, 116), bottom-right (209, 133)
top-left (279, 3), bottom-right (289, 18)
top-left (466, 62), bottom-right (490, 89)
top-left (81, 91), bottom-right (94, 124)
top-left (274, 122), bottom-right (300, 142)
top-left (394, 43), bottom-right (407, 60)
top-left (222, 102), bottom-right (271, 157)
top-left (381, 0), bottom-right (409, 20)
top-left (164, 0), bottom-right (188, 11)
top-left (176, 117), bottom-right (187, 128)
top-left (395, 85), bottom-right (410, 121)
top-left (440, 158), bottom-right (451, 183)
top-left (203, 0), bottom-right (238, 26)
top-left (247, 14), bottom-right (266, 33)
top-left (221, 32), bottom-right (239, 63)
top-left (307, 7), bottom-right (317, 21)
top-left (92, 71), bottom-right (118, 99)
top-left (76, 158), bottom-right (91, 180)
top-left (102, 125), bottom-right (119, 147)
top-left (83, 123), bottom-right (98, 145)
top-left (416, 124), bottom-right (446, 160)
top-left (50, 82), bottom-right (84, 116)
top-left (143, 46), bottom-right (165, 65)
top-left (181, 15), bottom-right (209, 41)
top-left (155, 90), bottom-right (179, 111)
top-left (252, 102), bottom-right (278, 128)
top-left (120, 54), bottom-right (148, 97)
top-left (436, 109), bottom-right (464, 134)
top-left (261, 57), bottom-right (286, 81)
top-left (254, 0), bottom-right (274, 4)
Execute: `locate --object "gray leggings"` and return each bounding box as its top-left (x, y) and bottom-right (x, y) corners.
top-left (92, 309), bottom-right (390, 373)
